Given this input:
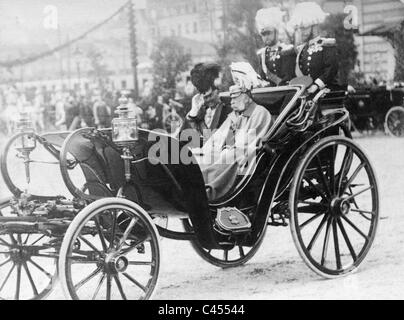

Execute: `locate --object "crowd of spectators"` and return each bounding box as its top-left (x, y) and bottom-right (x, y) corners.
top-left (0, 83), bottom-right (195, 137)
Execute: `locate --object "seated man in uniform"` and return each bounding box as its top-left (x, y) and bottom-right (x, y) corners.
top-left (194, 63), bottom-right (272, 201)
top-left (255, 7), bottom-right (296, 87)
top-left (288, 2), bottom-right (340, 93)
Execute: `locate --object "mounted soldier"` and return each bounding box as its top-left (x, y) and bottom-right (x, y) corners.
top-left (255, 7), bottom-right (296, 87)
top-left (288, 2), bottom-right (340, 94)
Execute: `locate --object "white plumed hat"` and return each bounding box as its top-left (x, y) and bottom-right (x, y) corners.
top-left (255, 7), bottom-right (285, 33)
top-left (230, 62), bottom-right (261, 91)
top-left (288, 2), bottom-right (329, 29)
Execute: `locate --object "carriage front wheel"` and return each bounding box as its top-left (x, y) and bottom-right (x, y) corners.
top-left (289, 136), bottom-right (379, 278)
top-left (58, 198), bottom-right (160, 300)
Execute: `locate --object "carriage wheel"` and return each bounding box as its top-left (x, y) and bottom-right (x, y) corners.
top-left (385, 106), bottom-right (404, 137)
top-left (59, 198), bottom-right (160, 300)
top-left (0, 226), bottom-right (58, 300)
top-left (290, 136), bottom-right (379, 278)
top-left (1, 132), bottom-right (39, 197)
top-left (183, 219), bottom-right (266, 268)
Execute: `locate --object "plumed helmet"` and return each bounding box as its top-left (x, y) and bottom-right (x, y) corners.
top-left (190, 62), bottom-right (221, 94)
top-left (255, 7), bottom-right (285, 33)
top-left (288, 2), bottom-right (329, 29)
top-left (230, 62), bottom-right (261, 91)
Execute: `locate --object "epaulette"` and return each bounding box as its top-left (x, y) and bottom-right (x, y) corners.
top-left (280, 43), bottom-right (295, 55)
top-left (318, 38), bottom-right (336, 46)
top-left (257, 47), bottom-right (266, 55)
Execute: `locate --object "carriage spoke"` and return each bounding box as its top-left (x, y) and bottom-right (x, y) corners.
top-left (0, 263), bottom-right (15, 292)
top-left (28, 259), bottom-right (52, 279)
top-left (23, 234), bottom-right (31, 245)
top-left (337, 148), bottom-right (353, 196)
top-left (307, 215), bottom-right (328, 252)
top-left (321, 218), bottom-right (332, 266)
top-left (224, 250), bottom-right (229, 261)
top-left (94, 217), bottom-right (108, 252)
top-left (350, 208), bottom-right (375, 216)
top-left (239, 246), bottom-right (245, 258)
top-left (117, 218), bottom-right (138, 251)
top-left (342, 162), bottom-right (366, 195)
top-left (78, 236), bottom-right (102, 256)
top-left (15, 264), bottom-right (22, 300)
top-left (106, 274), bottom-right (112, 300)
top-left (344, 186), bottom-right (373, 201)
top-left (30, 234), bottom-right (47, 246)
top-left (74, 267), bottom-right (102, 291)
top-left (9, 234), bottom-right (17, 245)
top-left (336, 218), bottom-right (357, 262)
top-left (22, 261), bottom-right (39, 297)
top-left (300, 213), bottom-right (324, 229)
top-left (0, 238), bottom-right (12, 247)
top-left (341, 215), bottom-right (369, 241)
top-left (0, 259), bottom-right (11, 268)
top-left (315, 156), bottom-right (331, 197)
top-left (332, 220), bottom-right (342, 270)
top-left (122, 272), bottom-right (146, 292)
top-left (113, 274), bottom-right (127, 300)
top-left (128, 261), bottom-right (154, 266)
top-left (92, 273), bottom-right (106, 300)
top-left (109, 211), bottom-right (117, 250)
top-left (328, 145), bottom-right (336, 196)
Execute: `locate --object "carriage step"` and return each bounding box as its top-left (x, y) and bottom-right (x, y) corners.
top-left (215, 207), bottom-right (251, 234)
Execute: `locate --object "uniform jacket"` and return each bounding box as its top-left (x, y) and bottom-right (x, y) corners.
top-left (257, 43), bottom-right (296, 86)
top-left (295, 36), bottom-right (339, 90)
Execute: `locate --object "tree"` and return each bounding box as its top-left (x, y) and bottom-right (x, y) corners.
top-left (321, 14), bottom-right (358, 86)
top-left (382, 21), bottom-right (404, 81)
top-left (215, 0), bottom-right (263, 89)
top-left (86, 47), bottom-right (111, 90)
top-left (150, 37), bottom-right (192, 99)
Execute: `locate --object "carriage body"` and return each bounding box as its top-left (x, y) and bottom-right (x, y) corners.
top-left (0, 81), bottom-right (379, 300)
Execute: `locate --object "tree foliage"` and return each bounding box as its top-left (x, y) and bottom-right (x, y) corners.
top-left (150, 37), bottom-right (192, 98)
top-left (215, 0), bottom-right (263, 89)
top-left (86, 47), bottom-right (111, 89)
top-left (383, 21), bottom-right (404, 81)
top-left (321, 14), bottom-right (358, 86)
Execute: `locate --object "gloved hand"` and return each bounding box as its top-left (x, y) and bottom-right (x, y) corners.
top-left (188, 93), bottom-right (204, 117)
top-left (307, 84), bottom-right (319, 94)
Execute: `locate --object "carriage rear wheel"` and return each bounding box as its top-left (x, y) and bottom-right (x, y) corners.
top-left (385, 106), bottom-right (404, 137)
top-left (183, 219), bottom-right (266, 269)
top-left (289, 136), bottom-right (379, 278)
top-left (59, 198), bottom-right (160, 300)
top-left (0, 203), bottom-right (58, 300)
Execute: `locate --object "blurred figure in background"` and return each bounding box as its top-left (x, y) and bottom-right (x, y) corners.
top-left (32, 88), bottom-right (45, 132)
top-left (93, 93), bottom-right (111, 129)
top-left (78, 94), bottom-right (95, 128)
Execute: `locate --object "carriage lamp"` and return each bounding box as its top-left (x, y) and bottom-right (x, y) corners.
top-left (15, 111), bottom-right (36, 185)
top-left (112, 95), bottom-right (138, 182)
top-left (112, 95), bottom-right (138, 146)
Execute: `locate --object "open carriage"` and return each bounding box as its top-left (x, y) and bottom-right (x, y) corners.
top-left (346, 86), bottom-right (404, 137)
top-left (0, 79), bottom-right (379, 300)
